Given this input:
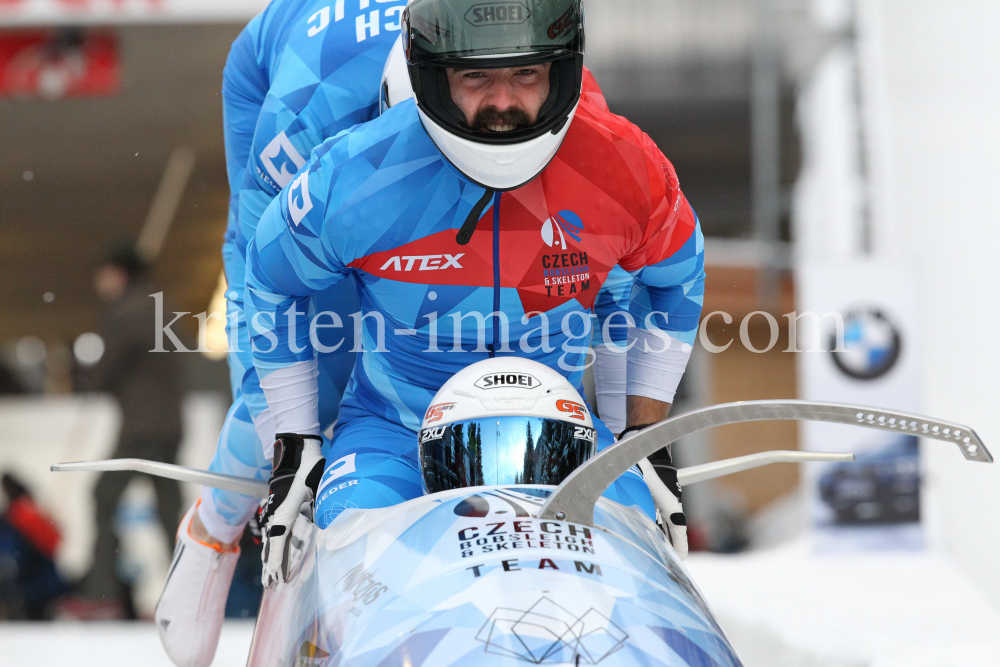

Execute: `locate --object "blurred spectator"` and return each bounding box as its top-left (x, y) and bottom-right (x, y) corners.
top-left (0, 361), bottom-right (26, 395)
top-left (0, 473), bottom-right (67, 620)
top-left (68, 244), bottom-right (184, 619)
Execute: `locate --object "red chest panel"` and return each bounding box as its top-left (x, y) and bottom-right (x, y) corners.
top-left (348, 102), bottom-right (694, 316)
top-left (348, 181), bottom-right (631, 315)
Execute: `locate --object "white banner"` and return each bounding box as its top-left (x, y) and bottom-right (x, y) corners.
top-left (0, 0), bottom-right (270, 26)
top-left (796, 260), bottom-right (923, 551)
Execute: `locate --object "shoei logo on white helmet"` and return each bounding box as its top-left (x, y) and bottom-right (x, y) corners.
top-left (474, 372), bottom-right (539, 390)
top-left (465, 3), bottom-right (530, 26)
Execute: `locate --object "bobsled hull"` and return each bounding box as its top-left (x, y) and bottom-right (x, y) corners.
top-left (248, 486), bottom-right (743, 666)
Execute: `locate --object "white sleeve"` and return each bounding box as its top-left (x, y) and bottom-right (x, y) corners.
top-left (593, 344), bottom-right (627, 435)
top-left (626, 329), bottom-right (692, 404)
top-left (258, 358), bottom-right (321, 438)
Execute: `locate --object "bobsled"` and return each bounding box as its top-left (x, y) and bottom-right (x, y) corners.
top-left (55, 400), bottom-right (992, 666)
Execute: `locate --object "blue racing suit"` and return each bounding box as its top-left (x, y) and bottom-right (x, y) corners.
top-left (203, 0), bottom-right (407, 539)
top-left (245, 100), bottom-right (706, 527)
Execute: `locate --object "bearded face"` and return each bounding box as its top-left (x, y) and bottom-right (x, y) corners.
top-left (446, 63), bottom-right (552, 132)
top-left (470, 105), bottom-right (533, 133)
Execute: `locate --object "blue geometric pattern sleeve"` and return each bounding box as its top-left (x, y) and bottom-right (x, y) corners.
top-left (235, 0), bottom-right (404, 260)
top-left (629, 210), bottom-right (706, 346)
top-left (591, 265), bottom-right (634, 349)
top-left (228, 0), bottom-right (405, 400)
top-left (221, 18), bottom-right (268, 279)
top-left (245, 146), bottom-right (350, 373)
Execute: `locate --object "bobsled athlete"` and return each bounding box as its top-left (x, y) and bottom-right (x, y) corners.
top-left (157, 3), bottom-right (623, 666)
top-left (154, 1), bottom-right (402, 663)
top-left (247, 0), bottom-right (704, 588)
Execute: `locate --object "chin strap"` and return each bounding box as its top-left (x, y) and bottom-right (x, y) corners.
top-left (456, 188), bottom-right (496, 245)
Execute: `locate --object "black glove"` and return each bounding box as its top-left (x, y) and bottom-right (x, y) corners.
top-left (619, 424), bottom-right (688, 558)
top-left (260, 433), bottom-right (325, 586)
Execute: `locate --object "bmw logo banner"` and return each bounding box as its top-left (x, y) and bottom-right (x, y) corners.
top-left (795, 261), bottom-right (923, 551)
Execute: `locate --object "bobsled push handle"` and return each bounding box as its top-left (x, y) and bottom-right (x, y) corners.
top-left (676, 450), bottom-right (855, 486)
top-left (51, 459), bottom-right (269, 498)
top-left (537, 399), bottom-right (992, 526)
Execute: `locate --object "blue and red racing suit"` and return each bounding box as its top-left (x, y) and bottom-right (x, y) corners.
top-left (245, 99), bottom-right (705, 526)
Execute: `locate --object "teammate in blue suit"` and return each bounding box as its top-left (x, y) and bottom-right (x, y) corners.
top-left (203, 0), bottom-right (411, 541)
top-left (252, 0), bottom-right (704, 588)
top-left (155, 2), bottom-right (407, 665)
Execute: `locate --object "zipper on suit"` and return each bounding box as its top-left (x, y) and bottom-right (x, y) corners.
top-left (489, 190), bottom-right (502, 358)
top-left (197, 550), bottom-right (224, 621)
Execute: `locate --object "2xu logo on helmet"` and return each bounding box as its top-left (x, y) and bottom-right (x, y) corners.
top-left (465, 3), bottom-right (530, 26)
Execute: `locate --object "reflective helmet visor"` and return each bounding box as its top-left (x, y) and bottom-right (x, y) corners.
top-left (419, 415), bottom-right (597, 493)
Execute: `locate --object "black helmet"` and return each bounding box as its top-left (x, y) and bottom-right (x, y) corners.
top-left (402, 0), bottom-right (585, 189)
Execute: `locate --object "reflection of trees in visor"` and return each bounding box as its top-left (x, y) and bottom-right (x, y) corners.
top-left (419, 416), bottom-right (596, 493)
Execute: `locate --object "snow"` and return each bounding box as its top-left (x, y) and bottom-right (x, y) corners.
top-left (686, 541), bottom-right (1000, 667)
top-left (0, 620), bottom-right (255, 666)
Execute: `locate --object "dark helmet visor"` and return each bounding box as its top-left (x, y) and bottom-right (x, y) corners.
top-left (402, 0), bottom-right (585, 153)
top-left (404, 0), bottom-right (584, 65)
top-left (419, 415), bottom-right (597, 493)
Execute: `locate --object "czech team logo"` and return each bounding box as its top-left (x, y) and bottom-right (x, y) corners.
top-left (541, 210), bottom-right (584, 248)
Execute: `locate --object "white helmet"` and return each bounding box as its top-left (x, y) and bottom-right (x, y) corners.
top-left (401, 0), bottom-right (585, 190)
top-left (419, 357), bottom-right (597, 493)
top-left (380, 37), bottom-right (414, 114)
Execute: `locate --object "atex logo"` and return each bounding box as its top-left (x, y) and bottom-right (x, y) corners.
top-left (475, 372), bottom-right (539, 390)
top-left (464, 2), bottom-right (530, 26)
top-left (380, 254), bottom-right (464, 271)
top-left (541, 210), bottom-right (584, 249)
